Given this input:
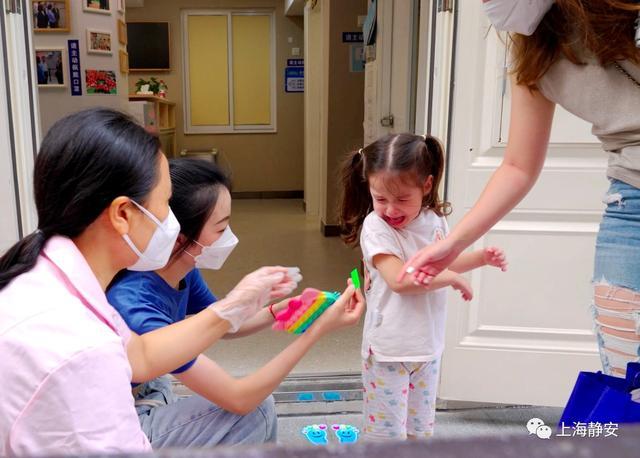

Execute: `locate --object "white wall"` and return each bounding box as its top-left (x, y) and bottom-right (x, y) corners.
top-left (33, 2), bottom-right (128, 134)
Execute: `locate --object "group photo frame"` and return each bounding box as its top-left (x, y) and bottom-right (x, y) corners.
top-left (35, 48), bottom-right (66, 88)
top-left (32, 0), bottom-right (70, 33)
top-left (86, 29), bottom-right (113, 55)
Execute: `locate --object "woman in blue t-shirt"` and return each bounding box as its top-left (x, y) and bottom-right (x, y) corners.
top-left (108, 158), bottom-right (364, 448)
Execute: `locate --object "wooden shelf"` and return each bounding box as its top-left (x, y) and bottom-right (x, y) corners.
top-left (129, 94), bottom-right (176, 130)
top-left (129, 95), bottom-right (177, 156)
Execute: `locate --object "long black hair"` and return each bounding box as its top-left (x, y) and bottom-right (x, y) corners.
top-left (0, 107), bottom-right (161, 290)
top-left (168, 158), bottom-right (232, 259)
top-left (339, 133), bottom-right (450, 247)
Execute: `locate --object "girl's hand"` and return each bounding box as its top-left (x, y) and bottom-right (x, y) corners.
top-left (452, 275), bottom-right (473, 301)
top-left (309, 283), bottom-right (365, 336)
top-left (398, 237), bottom-right (462, 286)
top-left (483, 246), bottom-right (508, 271)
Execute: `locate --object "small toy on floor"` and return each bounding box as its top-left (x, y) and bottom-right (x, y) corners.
top-left (272, 288), bottom-right (340, 334)
top-left (332, 424), bottom-right (360, 443)
top-left (300, 424), bottom-right (360, 445)
top-left (301, 424), bottom-right (328, 445)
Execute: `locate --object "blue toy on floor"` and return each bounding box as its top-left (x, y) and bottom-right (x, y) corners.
top-left (332, 424), bottom-right (360, 443)
top-left (301, 423), bottom-right (360, 445)
top-left (301, 424), bottom-right (328, 445)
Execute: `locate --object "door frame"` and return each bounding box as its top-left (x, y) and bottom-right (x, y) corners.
top-left (2, 0), bottom-right (39, 238)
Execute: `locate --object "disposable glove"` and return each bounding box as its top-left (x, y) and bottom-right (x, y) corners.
top-left (210, 266), bottom-right (301, 331)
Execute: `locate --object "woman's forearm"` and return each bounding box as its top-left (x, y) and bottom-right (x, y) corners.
top-left (180, 328), bottom-right (324, 414)
top-left (448, 161), bottom-right (541, 252)
top-left (231, 328), bottom-right (322, 412)
top-left (128, 302), bottom-right (233, 383)
top-left (449, 79), bottom-right (554, 252)
top-left (224, 307), bottom-right (273, 339)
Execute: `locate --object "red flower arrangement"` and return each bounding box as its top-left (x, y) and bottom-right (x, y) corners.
top-left (86, 69), bottom-right (117, 94)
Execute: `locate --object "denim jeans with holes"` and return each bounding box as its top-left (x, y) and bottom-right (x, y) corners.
top-left (593, 179), bottom-right (640, 376)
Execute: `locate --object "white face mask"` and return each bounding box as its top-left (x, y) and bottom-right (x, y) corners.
top-left (483, 0), bottom-right (554, 36)
top-left (185, 226), bottom-right (239, 270)
top-left (122, 200), bottom-right (181, 271)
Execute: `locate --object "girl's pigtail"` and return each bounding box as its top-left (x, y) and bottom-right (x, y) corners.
top-left (338, 148), bottom-right (372, 247)
top-left (422, 135), bottom-right (451, 216)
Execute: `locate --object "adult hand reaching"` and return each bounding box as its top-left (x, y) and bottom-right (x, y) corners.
top-left (397, 238), bottom-right (462, 285)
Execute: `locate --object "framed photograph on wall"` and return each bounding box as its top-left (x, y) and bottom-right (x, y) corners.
top-left (83, 0), bottom-right (110, 14)
top-left (86, 69), bottom-right (117, 94)
top-left (35, 48), bottom-right (66, 87)
top-left (119, 50), bottom-right (129, 74)
top-left (32, 1), bottom-right (71, 33)
top-left (86, 29), bottom-right (112, 55)
top-left (117, 19), bottom-right (127, 45)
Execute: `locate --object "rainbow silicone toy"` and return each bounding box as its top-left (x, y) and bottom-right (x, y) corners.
top-left (272, 288), bottom-right (340, 334)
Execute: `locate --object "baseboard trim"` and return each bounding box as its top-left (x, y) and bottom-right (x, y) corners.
top-left (321, 221), bottom-right (341, 237)
top-left (231, 190), bottom-right (304, 199)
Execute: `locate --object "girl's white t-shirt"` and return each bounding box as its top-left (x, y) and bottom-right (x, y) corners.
top-left (360, 209), bottom-right (449, 362)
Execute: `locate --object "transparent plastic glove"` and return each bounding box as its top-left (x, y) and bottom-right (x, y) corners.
top-left (271, 267), bottom-right (302, 298)
top-left (210, 266), bottom-right (301, 331)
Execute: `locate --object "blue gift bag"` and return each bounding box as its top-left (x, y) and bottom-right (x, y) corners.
top-left (560, 362), bottom-right (640, 426)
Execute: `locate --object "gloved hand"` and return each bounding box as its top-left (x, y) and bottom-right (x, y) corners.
top-left (210, 266), bottom-right (302, 331)
top-left (271, 267), bottom-right (302, 299)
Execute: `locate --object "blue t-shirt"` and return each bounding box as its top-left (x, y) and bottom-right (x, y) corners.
top-left (107, 269), bottom-right (217, 374)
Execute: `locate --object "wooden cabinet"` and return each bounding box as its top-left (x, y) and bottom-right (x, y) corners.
top-left (128, 95), bottom-right (177, 157)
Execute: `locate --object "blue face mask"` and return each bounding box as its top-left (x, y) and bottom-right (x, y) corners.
top-left (122, 200), bottom-right (181, 271)
top-left (483, 0), bottom-right (554, 36)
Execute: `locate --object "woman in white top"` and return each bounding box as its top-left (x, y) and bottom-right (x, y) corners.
top-left (402, 0), bottom-right (640, 377)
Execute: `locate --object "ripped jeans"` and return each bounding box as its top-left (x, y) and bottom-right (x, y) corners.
top-left (593, 179), bottom-right (640, 377)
